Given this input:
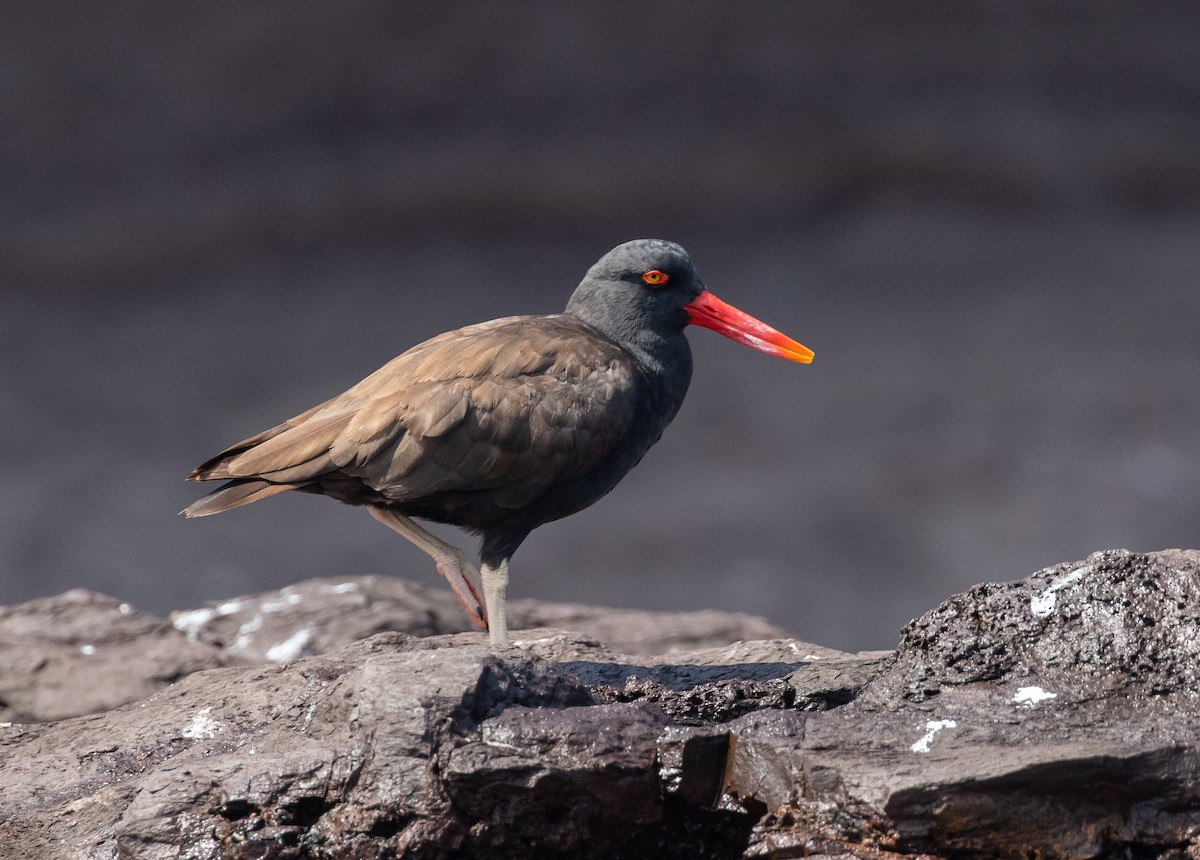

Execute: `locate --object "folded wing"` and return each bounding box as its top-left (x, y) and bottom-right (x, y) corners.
top-left (183, 315), bottom-right (638, 517)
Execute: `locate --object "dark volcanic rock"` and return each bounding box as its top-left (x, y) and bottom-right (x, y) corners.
top-left (735, 549), bottom-right (1200, 858)
top-left (505, 601), bottom-right (792, 656)
top-left (167, 575), bottom-right (793, 666)
top-left (167, 575), bottom-right (477, 664)
top-left (0, 636), bottom-right (595, 859)
top-left (3, 549), bottom-right (1200, 859)
top-left (0, 631), bottom-right (820, 860)
top-left (0, 589), bottom-right (225, 723)
top-left (588, 644), bottom-right (889, 725)
top-left (442, 702), bottom-right (671, 856)
top-left (883, 547), bottom-right (1200, 702)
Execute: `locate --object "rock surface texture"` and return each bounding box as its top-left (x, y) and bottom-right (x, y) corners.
top-left (2, 549), bottom-right (1199, 859)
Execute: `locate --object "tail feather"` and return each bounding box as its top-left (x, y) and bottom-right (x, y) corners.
top-left (180, 479), bottom-right (297, 518)
top-left (186, 419), bottom-right (296, 482)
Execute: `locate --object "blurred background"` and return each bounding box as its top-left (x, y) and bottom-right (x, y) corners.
top-left (3, 3), bottom-right (1199, 650)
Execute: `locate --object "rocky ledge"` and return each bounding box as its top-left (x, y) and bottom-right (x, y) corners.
top-left (2, 548), bottom-right (1199, 859)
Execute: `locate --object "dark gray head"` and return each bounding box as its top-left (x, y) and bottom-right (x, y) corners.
top-left (566, 238), bottom-right (814, 373)
top-left (565, 239), bottom-right (704, 354)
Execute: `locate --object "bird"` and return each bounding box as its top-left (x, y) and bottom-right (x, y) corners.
top-left (183, 239), bottom-right (812, 648)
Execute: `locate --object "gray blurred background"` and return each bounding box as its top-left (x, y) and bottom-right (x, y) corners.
top-left (3, 3), bottom-right (1199, 650)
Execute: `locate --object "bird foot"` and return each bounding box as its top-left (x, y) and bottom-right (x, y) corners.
top-left (435, 551), bottom-right (488, 631)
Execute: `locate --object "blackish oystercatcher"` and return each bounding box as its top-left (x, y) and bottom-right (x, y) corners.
top-left (183, 240), bottom-right (812, 647)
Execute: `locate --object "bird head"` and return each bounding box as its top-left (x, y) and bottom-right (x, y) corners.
top-left (567, 239), bottom-right (813, 364)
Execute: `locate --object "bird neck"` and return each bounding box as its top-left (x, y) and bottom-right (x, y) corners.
top-left (566, 303), bottom-right (690, 378)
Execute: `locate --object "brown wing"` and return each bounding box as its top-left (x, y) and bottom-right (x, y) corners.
top-left (186, 315), bottom-right (638, 513)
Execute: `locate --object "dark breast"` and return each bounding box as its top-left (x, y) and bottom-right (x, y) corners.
top-left (190, 314), bottom-right (691, 561)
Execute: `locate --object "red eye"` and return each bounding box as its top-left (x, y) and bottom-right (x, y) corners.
top-left (641, 269), bottom-right (669, 286)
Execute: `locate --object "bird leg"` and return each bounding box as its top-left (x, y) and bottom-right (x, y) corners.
top-left (481, 560), bottom-right (510, 648)
top-left (367, 507), bottom-right (487, 631)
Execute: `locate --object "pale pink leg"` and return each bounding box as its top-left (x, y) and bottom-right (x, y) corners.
top-left (367, 507), bottom-right (487, 630)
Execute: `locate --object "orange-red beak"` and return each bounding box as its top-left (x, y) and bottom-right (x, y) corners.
top-left (683, 290), bottom-right (814, 363)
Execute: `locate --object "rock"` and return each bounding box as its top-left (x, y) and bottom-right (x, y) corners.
top-left (0, 589), bottom-right (225, 723)
top-left (882, 547), bottom-right (1200, 702)
top-left (3, 550), bottom-right (1200, 858)
top-left (0, 635), bottom-right (586, 859)
top-left (0, 631), bottom-right (823, 859)
top-left (504, 601), bottom-right (793, 656)
top-left (0, 575), bottom-right (790, 725)
top-left (166, 575), bottom-right (793, 664)
top-left (588, 644), bottom-right (889, 725)
top-left (166, 575), bottom-right (477, 665)
top-left (442, 702), bottom-right (670, 855)
top-left (733, 548), bottom-right (1200, 858)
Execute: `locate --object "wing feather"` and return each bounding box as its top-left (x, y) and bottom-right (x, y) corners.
top-left (188, 315), bottom-right (639, 514)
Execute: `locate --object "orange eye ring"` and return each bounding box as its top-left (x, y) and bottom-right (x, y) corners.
top-left (641, 269), bottom-right (669, 286)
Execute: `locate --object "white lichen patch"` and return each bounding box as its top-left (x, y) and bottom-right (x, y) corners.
top-left (171, 607), bottom-right (217, 641)
top-left (787, 642), bottom-right (827, 660)
top-left (181, 707), bottom-right (222, 740)
top-left (480, 721), bottom-right (525, 753)
top-left (172, 599), bottom-right (247, 642)
top-left (1030, 566), bottom-right (1090, 617)
top-left (79, 644), bottom-right (96, 656)
top-left (1012, 686), bottom-right (1058, 708)
top-left (261, 591), bottom-right (305, 613)
top-left (911, 719), bottom-right (957, 753)
top-left (320, 582), bottom-right (359, 594)
top-left (265, 628), bottom-right (313, 663)
top-left (228, 614), bottom-right (264, 653)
